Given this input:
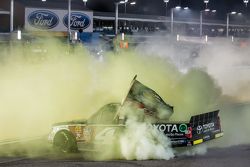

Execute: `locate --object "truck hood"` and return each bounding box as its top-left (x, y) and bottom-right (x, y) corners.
top-left (53, 119), bottom-right (87, 126)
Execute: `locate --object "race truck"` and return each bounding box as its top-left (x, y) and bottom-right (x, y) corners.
top-left (48, 76), bottom-right (223, 153)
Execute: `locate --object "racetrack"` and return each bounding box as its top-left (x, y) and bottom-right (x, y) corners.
top-left (0, 144), bottom-right (249, 167)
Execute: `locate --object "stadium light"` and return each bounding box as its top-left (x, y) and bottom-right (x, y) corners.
top-left (118, 0), bottom-right (133, 13)
top-left (170, 6), bottom-right (189, 34)
top-left (163, 0), bottom-right (170, 26)
top-left (115, 1), bottom-right (136, 34)
top-left (130, 1), bottom-right (136, 5)
top-left (42, 0), bottom-right (46, 2)
top-left (163, 0), bottom-right (170, 7)
top-left (200, 9), bottom-right (216, 37)
top-left (163, 0), bottom-right (169, 17)
top-left (82, 0), bottom-right (87, 7)
top-left (124, 0), bottom-right (128, 13)
top-left (243, 0), bottom-right (249, 7)
top-left (119, 1), bottom-right (126, 4)
top-left (204, 0), bottom-right (209, 8)
top-left (226, 11), bottom-right (241, 37)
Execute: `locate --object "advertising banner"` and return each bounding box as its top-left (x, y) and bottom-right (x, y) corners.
top-left (25, 8), bottom-right (93, 32)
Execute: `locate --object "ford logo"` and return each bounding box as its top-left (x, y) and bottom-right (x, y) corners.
top-left (28, 10), bottom-right (59, 29)
top-left (63, 12), bottom-right (91, 30)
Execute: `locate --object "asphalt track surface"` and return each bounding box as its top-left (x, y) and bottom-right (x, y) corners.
top-left (0, 144), bottom-right (249, 167)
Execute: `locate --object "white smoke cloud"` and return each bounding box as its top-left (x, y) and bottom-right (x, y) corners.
top-left (120, 120), bottom-right (175, 160)
top-left (135, 34), bottom-right (250, 148)
top-left (2, 33), bottom-right (248, 159)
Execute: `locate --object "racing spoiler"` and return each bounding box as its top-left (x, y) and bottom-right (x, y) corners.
top-left (156, 110), bottom-right (223, 147)
top-left (189, 110), bottom-right (223, 146)
top-left (190, 110), bottom-right (219, 126)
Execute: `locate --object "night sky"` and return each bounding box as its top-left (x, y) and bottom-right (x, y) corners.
top-left (87, 0), bottom-right (249, 17)
top-left (2, 0), bottom-right (249, 20)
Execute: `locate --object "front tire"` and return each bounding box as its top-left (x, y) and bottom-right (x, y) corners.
top-left (53, 130), bottom-right (78, 153)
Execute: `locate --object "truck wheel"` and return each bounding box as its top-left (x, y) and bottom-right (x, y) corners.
top-left (53, 130), bottom-right (78, 153)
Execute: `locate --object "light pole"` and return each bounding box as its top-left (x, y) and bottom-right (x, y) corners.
top-left (204, 0), bottom-right (209, 8)
top-left (226, 11), bottom-right (237, 37)
top-left (170, 6), bottom-right (188, 34)
top-left (163, 0), bottom-right (169, 16)
top-left (163, 0), bottom-right (169, 33)
top-left (115, 0), bottom-right (136, 35)
top-left (123, 0), bottom-right (128, 27)
top-left (83, 0), bottom-right (87, 7)
top-left (124, 0), bottom-right (128, 13)
top-left (171, 8), bottom-right (174, 34)
top-left (10, 0), bottom-right (14, 32)
top-left (244, 0), bottom-right (249, 7)
top-left (200, 9), bottom-right (216, 37)
top-left (68, 0), bottom-right (71, 40)
top-left (115, 2), bottom-right (119, 35)
top-left (200, 11), bottom-right (202, 37)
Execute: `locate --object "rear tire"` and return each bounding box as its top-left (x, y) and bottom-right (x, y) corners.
top-left (53, 130), bottom-right (78, 153)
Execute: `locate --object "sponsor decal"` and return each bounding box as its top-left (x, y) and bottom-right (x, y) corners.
top-left (63, 12), bottom-right (91, 30)
top-left (28, 10), bottom-right (59, 29)
top-left (196, 122), bottom-right (215, 134)
top-left (83, 126), bottom-right (92, 137)
top-left (153, 123), bottom-right (188, 134)
top-left (215, 132), bottom-right (223, 138)
top-left (203, 122), bottom-right (215, 130)
top-left (197, 125), bottom-right (203, 134)
top-left (193, 139), bottom-right (203, 145)
top-left (74, 126), bottom-right (83, 139)
top-left (179, 124), bottom-right (188, 133)
top-left (213, 129), bottom-right (221, 133)
top-left (203, 135), bottom-right (211, 140)
top-left (171, 139), bottom-right (187, 145)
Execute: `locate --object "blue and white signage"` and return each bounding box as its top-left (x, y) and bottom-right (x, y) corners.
top-left (25, 8), bottom-right (93, 32)
top-left (63, 12), bottom-right (91, 30)
top-left (28, 10), bottom-right (59, 29)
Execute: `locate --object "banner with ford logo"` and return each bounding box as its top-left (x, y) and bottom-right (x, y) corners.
top-left (63, 12), bottom-right (91, 30)
top-left (25, 8), bottom-right (93, 32)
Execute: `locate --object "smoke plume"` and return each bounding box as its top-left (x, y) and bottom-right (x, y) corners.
top-left (136, 34), bottom-right (250, 148)
top-left (0, 34), bottom-right (249, 159)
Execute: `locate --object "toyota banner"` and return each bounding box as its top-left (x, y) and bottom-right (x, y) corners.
top-left (25, 8), bottom-right (93, 32)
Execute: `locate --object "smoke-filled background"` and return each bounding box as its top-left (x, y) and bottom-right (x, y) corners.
top-left (137, 36), bottom-right (250, 147)
top-left (0, 35), bottom-right (249, 159)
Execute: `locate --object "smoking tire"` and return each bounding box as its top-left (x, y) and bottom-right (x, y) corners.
top-left (53, 130), bottom-right (78, 153)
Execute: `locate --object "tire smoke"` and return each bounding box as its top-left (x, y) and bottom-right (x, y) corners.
top-left (1, 35), bottom-right (243, 159)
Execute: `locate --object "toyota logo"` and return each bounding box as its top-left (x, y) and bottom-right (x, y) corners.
top-left (196, 125), bottom-right (203, 134)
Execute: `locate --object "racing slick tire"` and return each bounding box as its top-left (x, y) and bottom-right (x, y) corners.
top-left (53, 130), bottom-right (78, 153)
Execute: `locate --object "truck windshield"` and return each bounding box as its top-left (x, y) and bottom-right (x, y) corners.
top-left (88, 103), bottom-right (120, 124)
